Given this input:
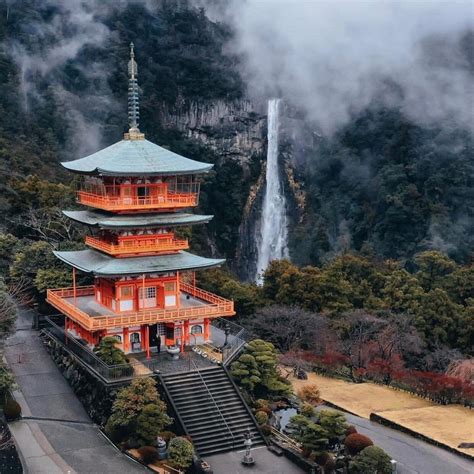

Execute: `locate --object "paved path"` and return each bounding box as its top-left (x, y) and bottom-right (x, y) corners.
top-left (5, 308), bottom-right (148, 473)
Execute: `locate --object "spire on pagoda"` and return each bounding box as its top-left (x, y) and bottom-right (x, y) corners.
top-left (125, 42), bottom-right (144, 140)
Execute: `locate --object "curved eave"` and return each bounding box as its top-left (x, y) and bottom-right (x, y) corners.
top-left (60, 162), bottom-right (213, 177)
top-left (62, 210), bottom-right (214, 229)
top-left (53, 249), bottom-right (225, 277)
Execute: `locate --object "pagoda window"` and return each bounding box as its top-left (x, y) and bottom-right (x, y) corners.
top-left (139, 286), bottom-right (157, 309)
top-left (130, 332), bottom-right (141, 352)
top-left (137, 186), bottom-right (149, 199)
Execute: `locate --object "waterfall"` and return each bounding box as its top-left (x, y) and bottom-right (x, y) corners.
top-left (255, 98), bottom-right (288, 283)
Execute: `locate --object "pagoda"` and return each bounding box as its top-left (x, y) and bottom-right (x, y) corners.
top-left (47, 43), bottom-right (235, 358)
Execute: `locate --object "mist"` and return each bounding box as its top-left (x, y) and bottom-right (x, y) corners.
top-left (215, 0), bottom-right (473, 134)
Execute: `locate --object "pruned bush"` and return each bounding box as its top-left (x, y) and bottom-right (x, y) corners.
top-left (345, 425), bottom-right (358, 437)
top-left (94, 336), bottom-right (129, 365)
top-left (318, 409), bottom-right (347, 440)
top-left (314, 451), bottom-right (330, 466)
top-left (168, 437), bottom-right (194, 469)
top-left (297, 383), bottom-right (321, 406)
top-left (323, 456), bottom-right (336, 474)
top-left (255, 410), bottom-right (269, 425)
top-left (300, 402), bottom-right (315, 417)
top-left (254, 399), bottom-right (270, 410)
top-left (344, 433), bottom-right (374, 455)
top-left (158, 431), bottom-right (176, 443)
top-left (260, 424), bottom-right (272, 437)
top-left (137, 446), bottom-right (159, 464)
top-left (349, 446), bottom-right (392, 473)
top-left (4, 399), bottom-right (21, 421)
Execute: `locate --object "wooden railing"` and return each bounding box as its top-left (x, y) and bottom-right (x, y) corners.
top-left (77, 190), bottom-right (198, 211)
top-left (46, 285), bottom-right (235, 331)
top-left (85, 235), bottom-right (189, 255)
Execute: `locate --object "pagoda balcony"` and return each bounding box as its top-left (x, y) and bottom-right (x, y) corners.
top-left (85, 234), bottom-right (189, 256)
top-left (46, 282), bottom-right (235, 331)
top-left (77, 182), bottom-right (199, 212)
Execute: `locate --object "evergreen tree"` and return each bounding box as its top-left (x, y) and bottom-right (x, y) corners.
top-left (349, 446), bottom-right (393, 474)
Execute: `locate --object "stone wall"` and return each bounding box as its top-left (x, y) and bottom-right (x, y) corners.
top-left (44, 337), bottom-right (127, 425)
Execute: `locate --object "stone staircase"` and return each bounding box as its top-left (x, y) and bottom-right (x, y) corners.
top-left (160, 366), bottom-right (265, 456)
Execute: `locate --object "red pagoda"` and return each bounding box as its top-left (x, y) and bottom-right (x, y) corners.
top-left (47, 43), bottom-right (235, 358)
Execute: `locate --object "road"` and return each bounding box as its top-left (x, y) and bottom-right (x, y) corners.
top-left (315, 406), bottom-right (473, 474)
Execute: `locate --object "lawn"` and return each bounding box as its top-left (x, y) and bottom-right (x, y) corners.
top-left (288, 371), bottom-right (474, 458)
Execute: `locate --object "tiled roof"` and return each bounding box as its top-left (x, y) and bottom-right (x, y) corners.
top-left (61, 139), bottom-right (213, 176)
top-left (63, 210), bottom-right (213, 229)
top-left (54, 249), bottom-right (225, 276)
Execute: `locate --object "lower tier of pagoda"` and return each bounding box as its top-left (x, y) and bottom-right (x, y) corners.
top-left (47, 282), bottom-right (234, 332)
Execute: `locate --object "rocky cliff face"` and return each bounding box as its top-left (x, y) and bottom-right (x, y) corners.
top-left (157, 99), bottom-right (267, 163)
top-left (156, 98), bottom-right (311, 281)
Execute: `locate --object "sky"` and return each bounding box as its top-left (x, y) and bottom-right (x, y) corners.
top-left (212, 0), bottom-right (474, 134)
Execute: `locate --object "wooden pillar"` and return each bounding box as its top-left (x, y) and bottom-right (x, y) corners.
top-left (183, 320), bottom-right (190, 347)
top-left (203, 318), bottom-right (210, 343)
top-left (73, 268), bottom-right (77, 305)
top-left (123, 327), bottom-right (130, 353)
top-left (145, 325), bottom-right (150, 359)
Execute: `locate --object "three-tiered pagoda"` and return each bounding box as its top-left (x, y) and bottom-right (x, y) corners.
top-left (47, 43), bottom-right (235, 358)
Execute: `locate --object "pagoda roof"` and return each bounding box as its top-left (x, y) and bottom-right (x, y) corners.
top-left (53, 249), bottom-right (225, 277)
top-left (61, 138), bottom-right (213, 176)
top-left (63, 210), bottom-right (213, 229)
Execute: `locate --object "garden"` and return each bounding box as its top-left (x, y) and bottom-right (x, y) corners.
top-left (230, 339), bottom-right (395, 473)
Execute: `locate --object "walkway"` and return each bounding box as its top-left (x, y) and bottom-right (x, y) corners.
top-left (5, 307), bottom-right (147, 473)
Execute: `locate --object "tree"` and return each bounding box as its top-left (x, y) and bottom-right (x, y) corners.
top-left (135, 403), bottom-right (173, 445)
top-left (0, 278), bottom-right (18, 345)
top-left (168, 437), bottom-right (194, 470)
top-left (297, 384), bottom-right (321, 406)
top-left (318, 410), bottom-right (348, 442)
top-left (248, 305), bottom-right (329, 352)
top-left (107, 377), bottom-right (161, 428)
top-left (288, 415), bottom-right (329, 456)
top-left (230, 339), bottom-right (291, 397)
top-left (415, 251), bottom-right (456, 292)
top-left (349, 446), bottom-right (393, 474)
top-left (94, 336), bottom-right (129, 365)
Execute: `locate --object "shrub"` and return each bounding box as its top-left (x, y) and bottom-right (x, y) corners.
top-left (318, 410), bottom-right (348, 440)
top-left (257, 405), bottom-right (273, 416)
top-left (104, 420), bottom-right (130, 443)
top-left (4, 399), bottom-right (21, 421)
top-left (349, 446), bottom-right (392, 473)
top-left (135, 403), bottom-right (173, 446)
top-left (260, 424), bottom-right (272, 436)
top-left (344, 433), bottom-right (374, 455)
top-left (137, 446), bottom-right (159, 464)
top-left (168, 437), bottom-right (194, 470)
top-left (314, 451), bottom-right (330, 466)
top-left (323, 455), bottom-right (336, 474)
top-left (255, 410), bottom-right (269, 425)
top-left (94, 336), bottom-right (129, 365)
top-left (345, 425), bottom-right (358, 437)
top-left (297, 383), bottom-right (321, 406)
top-left (254, 399), bottom-right (270, 410)
top-left (158, 431), bottom-right (176, 443)
top-left (300, 402), bottom-right (315, 417)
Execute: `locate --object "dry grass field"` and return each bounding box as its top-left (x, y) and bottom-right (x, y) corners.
top-left (287, 371), bottom-right (474, 458)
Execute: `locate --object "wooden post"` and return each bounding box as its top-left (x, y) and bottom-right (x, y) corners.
top-left (203, 318), bottom-right (210, 343)
top-left (73, 268), bottom-right (77, 306)
top-left (123, 327), bottom-right (129, 353)
top-left (145, 325), bottom-right (150, 359)
top-left (141, 274), bottom-right (145, 310)
top-left (183, 320), bottom-right (190, 347)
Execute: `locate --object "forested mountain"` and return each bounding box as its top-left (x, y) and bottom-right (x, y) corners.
top-left (1, 1), bottom-right (472, 271)
top-left (0, 0), bottom-right (471, 386)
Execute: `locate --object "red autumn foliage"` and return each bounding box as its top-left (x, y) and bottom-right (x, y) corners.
top-left (344, 433), bottom-right (374, 455)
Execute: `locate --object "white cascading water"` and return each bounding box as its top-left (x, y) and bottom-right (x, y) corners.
top-left (255, 98), bottom-right (289, 283)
